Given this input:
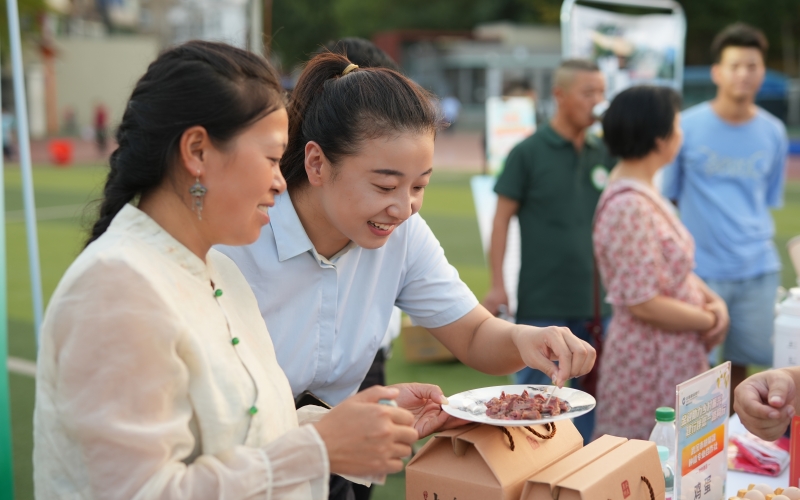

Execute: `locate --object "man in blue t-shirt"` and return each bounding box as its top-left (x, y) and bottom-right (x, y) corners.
top-left (662, 23), bottom-right (787, 398)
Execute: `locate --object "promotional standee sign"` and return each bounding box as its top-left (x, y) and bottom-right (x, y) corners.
top-left (676, 362), bottom-right (731, 500)
top-left (485, 96), bottom-right (536, 175)
top-left (472, 96), bottom-right (536, 318)
top-left (471, 176), bottom-right (522, 316)
top-left (566, 3), bottom-right (683, 98)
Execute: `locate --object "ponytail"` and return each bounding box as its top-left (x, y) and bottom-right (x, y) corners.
top-left (87, 40), bottom-right (284, 246)
top-left (281, 52), bottom-right (441, 190)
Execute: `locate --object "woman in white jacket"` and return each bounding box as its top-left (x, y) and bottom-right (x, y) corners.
top-left (33, 41), bottom-right (449, 500)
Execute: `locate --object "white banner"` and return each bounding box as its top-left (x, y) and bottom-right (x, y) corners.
top-left (474, 96), bottom-right (536, 318)
top-left (566, 3), bottom-right (684, 98)
top-left (471, 176), bottom-right (521, 317)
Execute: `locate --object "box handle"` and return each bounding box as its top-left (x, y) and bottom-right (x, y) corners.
top-left (498, 423), bottom-right (557, 451)
top-left (640, 475), bottom-right (655, 500)
top-left (525, 423), bottom-right (557, 440)
top-left (499, 427), bottom-right (516, 451)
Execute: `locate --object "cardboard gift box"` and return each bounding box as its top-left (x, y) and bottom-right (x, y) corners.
top-left (402, 316), bottom-right (456, 363)
top-left (405, 420), bottom-right (583, 500)
top-left (553, 439), bottom-right (665, 500)
top-left (521, 434), bottom-right (628, 500)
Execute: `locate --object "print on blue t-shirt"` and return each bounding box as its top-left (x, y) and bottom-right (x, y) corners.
top-left (661, 102), bottom-right (788, 281)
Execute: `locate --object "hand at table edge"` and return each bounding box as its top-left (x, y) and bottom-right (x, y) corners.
top-left (734, 368), bottom-right (798, 442)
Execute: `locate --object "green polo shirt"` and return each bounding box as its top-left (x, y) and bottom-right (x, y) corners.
top-left (494, 123), bottom-right (615, 320)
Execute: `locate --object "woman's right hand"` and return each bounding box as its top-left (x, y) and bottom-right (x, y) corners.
top-left (701, 298), bottom-right (729, 351)
top-left (313, 386), bottom-right (419, 477)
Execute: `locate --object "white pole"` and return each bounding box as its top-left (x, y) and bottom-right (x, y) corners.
top-left (7, 0), bottom-right (43, 343)
top-left (249, 0), bottom-right (263, 55)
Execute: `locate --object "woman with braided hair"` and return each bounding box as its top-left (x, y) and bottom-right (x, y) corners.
top-left (32, 41), bottom-right (453, 499)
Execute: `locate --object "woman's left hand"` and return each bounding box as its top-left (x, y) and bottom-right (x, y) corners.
top-left (391, 383), bottom-right (469, 438)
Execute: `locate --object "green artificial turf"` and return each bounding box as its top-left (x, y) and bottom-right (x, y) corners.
top-left (3, 165), bottom-right (800, 499)
top-left (5, 165), bottom-right (106, 499)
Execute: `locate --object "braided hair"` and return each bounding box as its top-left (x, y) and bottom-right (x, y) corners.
top-left (87, 40), bottom-right (284, 246)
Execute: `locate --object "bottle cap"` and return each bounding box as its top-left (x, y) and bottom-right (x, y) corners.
top-left (656, 407), bottom-right (675, 422)
top-left (658, 445), bottom-right (670, 462)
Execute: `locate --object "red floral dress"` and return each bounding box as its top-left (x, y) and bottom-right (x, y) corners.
top-left (592, 179), bottom-right (708, 440)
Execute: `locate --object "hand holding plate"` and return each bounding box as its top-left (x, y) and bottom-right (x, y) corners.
top-left (391, 382), bottom-right (470, 438)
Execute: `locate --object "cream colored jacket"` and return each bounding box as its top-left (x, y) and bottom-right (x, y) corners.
top-left (33, 204), bottom-right (329, 499)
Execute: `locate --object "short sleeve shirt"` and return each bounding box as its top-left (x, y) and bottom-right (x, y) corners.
top-left (494, 123), bottom-right (616, 320)
top-left (661, 103), bottom-right (787, 280)
top-left (217, 191), bottom-right (478, 405)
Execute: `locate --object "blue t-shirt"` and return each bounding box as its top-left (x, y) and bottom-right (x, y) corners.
top-left (661, 102), bottom-right (787, 281)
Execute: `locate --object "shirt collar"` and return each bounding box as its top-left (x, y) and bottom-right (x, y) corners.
top-left (315, 241), bottom-right (357, 266)
top-left (108, 204), bottom-right (210, 282)
top-left (541, 122), bottom-right (601, 149)
top-left (270, 191), bottom-right (315, 263)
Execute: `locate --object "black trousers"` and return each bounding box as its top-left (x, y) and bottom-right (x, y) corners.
top-left (328, 350), bottom-right (386, 500)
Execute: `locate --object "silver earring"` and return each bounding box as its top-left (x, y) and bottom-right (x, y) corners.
top-left (189, 176), bottom-right (207, 220)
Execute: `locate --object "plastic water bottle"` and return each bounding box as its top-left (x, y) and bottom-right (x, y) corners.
top-left (774, 287), bottom-right (800, 368)
top-left (649, 407), bottom-right (676, 467)
top-left (658, 445), bottom-right (674, 500)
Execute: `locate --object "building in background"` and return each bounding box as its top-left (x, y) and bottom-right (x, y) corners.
top-left (379, 23), bottom-right (798, 131)
top-left (11, 5), bottom-right (798, 140)
top-left (8, 0), bottom-right (259, 140)
top-left (376, 23), bottom-right (562, 130)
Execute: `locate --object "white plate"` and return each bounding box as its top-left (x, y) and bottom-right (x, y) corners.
top-left (442, 384), bottom-right (596, 427)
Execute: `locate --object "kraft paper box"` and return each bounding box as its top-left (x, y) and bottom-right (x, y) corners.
top-left (402, 316), bottom-right (455, 363)
top-left (405, 420), bottom-right (583, 500)
top-left (521, 434), bottom-right (628, 500)
top-left (555, 439), bottom-right (665, 500)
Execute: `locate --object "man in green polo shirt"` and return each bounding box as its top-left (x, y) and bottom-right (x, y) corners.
top-left (483, 59), bottom-right (614, 442)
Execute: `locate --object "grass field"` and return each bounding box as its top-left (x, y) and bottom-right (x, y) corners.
top-left (4, 164), bottom-right (800, 499)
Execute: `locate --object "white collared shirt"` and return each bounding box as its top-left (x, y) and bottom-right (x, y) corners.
top-left (34, 204), bottom-right (329, 499)
top-left (218, 191), bottom-right (478, 405)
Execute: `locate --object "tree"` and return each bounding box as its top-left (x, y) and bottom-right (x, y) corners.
top-left (0, 0), bottom-right (47, 51)
top-left (271, 0), bottom-right (338, 71)
top-left (272, 0), bottom-right (562, 69)
top-left (677, 0), bottom-right (800, 68)
top-left (271, 0), bottom-right (800, 73)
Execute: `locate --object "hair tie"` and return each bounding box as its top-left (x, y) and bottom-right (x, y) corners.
top-left (342, 63), bottom-right (358, 76)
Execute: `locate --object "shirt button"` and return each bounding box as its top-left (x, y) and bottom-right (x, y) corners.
top-left (231, 337), bottom-right (240, 346)
top-left (249, 406), bottom-right (258, 415)
top-left (214, 289), bottom-right (223, 297)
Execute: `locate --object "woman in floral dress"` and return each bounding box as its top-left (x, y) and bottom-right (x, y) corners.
top-left (592, 87), bottom-right (730, 440)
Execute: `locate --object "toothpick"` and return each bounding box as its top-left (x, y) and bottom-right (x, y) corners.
top-left (544, 377), bottom-right (556, 406)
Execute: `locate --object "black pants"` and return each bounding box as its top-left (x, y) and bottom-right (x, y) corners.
top-left (328, 350), bottom-right (386, 500)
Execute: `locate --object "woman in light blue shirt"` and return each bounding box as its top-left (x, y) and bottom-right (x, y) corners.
top-left (219, 53), bottom-right (595, 412)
